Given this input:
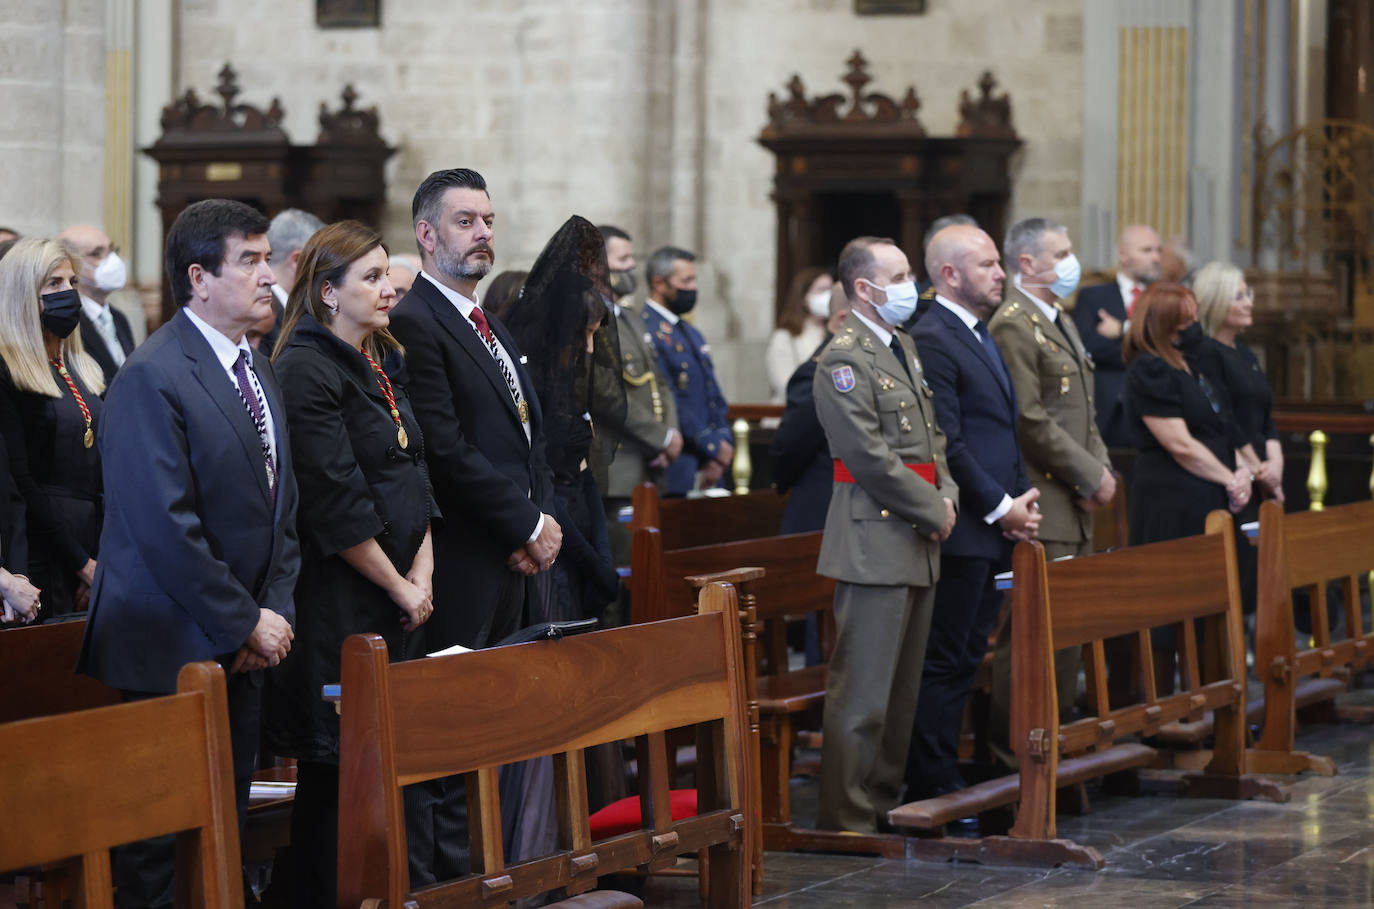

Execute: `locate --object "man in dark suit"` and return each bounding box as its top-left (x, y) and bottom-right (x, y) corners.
top-left (908, 224), bottom-right (1040, 806)
top-left (59, 224), bottom-right (137, 387)
top-left (79, 199), bottom-right (300, 908)
top-left (641, 246), bottom-right (733, 494)
top-left (1071, 224), bottom-right (1162, 447)
top-left (388, 168), bottom-right (562, 652)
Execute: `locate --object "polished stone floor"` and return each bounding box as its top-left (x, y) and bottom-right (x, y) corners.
top-left (642, 697), bottom-right (1374, 907)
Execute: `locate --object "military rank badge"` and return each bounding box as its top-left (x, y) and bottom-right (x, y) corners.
top-left (878, 375), bottom-right (896, 390)
top-left (831, 365), bottom-right (856, 393)
top-left (899, 414), bottom-right (912, 433)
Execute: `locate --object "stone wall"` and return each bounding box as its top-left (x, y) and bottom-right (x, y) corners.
top-left (2, 0), bottom-right (1086, 401)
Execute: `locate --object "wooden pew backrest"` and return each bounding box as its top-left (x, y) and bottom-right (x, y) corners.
top-left (0, 662), bottom-right (243, 908)
top-left (0, 619), bottom-right (120, 724)
top-left (338, 583), bottom-right (750, 908)
top-left (630, 483), bottom-right (787, 551)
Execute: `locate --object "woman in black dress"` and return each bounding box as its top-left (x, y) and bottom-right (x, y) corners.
top-left (0, 238), bottom-right (104, 619)
top-left (263, 221), bottom-right (437, 908)
top-left (1122, 282), bottom-right (1251, 546)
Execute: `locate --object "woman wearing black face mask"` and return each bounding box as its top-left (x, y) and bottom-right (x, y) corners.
top-left (0, 238), bottom-right (104, 620)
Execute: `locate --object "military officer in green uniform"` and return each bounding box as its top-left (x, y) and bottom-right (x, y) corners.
top-left (595, 226), bottom-right (682, 568)
top-left (987, 217), bottom-right (1116, 763)
top-left (814, 236), bottom-right (957, 833)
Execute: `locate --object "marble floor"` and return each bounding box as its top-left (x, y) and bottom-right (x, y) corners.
top-left (641, 703), bottom-right (1374, 907)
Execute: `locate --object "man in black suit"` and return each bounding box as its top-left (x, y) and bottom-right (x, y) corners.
top-left (908, 224), bottom-right (1040, 806)
top-left (59, 224), bottom-right (137, 387)
top-left (79, 199), bottom-right (300, 907)
top-left (388, 168), bottom-right (562, 651)
top-left (1071, 224), bottom-right (1162, 448)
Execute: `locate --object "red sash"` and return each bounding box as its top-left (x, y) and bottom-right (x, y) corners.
top-left (833, 459), bottom-right (935, 486)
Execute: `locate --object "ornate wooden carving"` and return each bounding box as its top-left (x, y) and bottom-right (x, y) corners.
top-left (156, 64), bottom-right (287, 145)
top-left (318, 84), bottom-right (387, 146)
top-left (758, 51), bottom-right (1020, 319)
top-left (956, 71), bottom-right (1016, 140)
top-left (764, 50), bottom-right (923, 135)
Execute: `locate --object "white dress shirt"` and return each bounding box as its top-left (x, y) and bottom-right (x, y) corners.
top-left (183, 307), bottom-right (278, 463)
top-left (418, 271), bottom-right (543, 543)
top-left (644, 298), bottom-right (679, 326)
top-left (933, 295), bottom-right (1013, 525)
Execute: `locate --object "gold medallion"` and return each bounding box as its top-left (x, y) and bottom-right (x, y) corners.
top-left (83, 428), bottom-right (94, 448)
top-left (518, 399), bottom-right (530, 423)
top-left (397, 426), bottom-right (409, 449)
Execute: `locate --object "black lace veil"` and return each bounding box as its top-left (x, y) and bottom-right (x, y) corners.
top-left (504, 216), bottom-right (626, 485)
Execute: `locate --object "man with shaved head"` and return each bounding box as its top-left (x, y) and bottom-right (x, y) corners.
top-left (908, 225), bottom-right (1039, 817)
top-left (59, 224), bottom-right (137, 386)
top-left (1073, 224), bottom-right (1162, 447)
top-left (812, 235), bottom-right (956, 833)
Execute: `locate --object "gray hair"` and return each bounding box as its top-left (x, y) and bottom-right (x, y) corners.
top-left (266, 208), bottom-right (325, 259)
top-left (388, 254), bottom-right (419, 277)
top-left (1003, 217), bottom-right (1067, 270)
top-left (645, 245), bottom-right (695, 287)
top-left (923, 214), bottom-right (977, 253)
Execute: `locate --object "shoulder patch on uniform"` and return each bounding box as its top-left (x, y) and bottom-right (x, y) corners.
top-left (831, 365), bottom-right (856, 393)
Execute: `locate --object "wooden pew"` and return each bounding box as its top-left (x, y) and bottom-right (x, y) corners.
top-left (1250, 499), bottom-right (1374, 776)
top-left (336, 581), bottom-right (751, 909)
top-left (888, 511), bottom-right (1287, 869)
top-left (0, 661), bottom-right (243, 908)
top-left (628, 482), bottom-right (787, 552)
top-left (0, 619), bottom-right (120, 724)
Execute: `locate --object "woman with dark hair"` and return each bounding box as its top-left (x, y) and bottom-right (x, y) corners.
top-left (765, 266), bottom-right (833, 402)
top-left (0, 237), bottom-right (104, 619)
top-left (1122, 282), bottom-right (1251, 548)
top-left (264, 220), bottom-right (437, 907)
top-left (481, 269), bottom-right (528, 321)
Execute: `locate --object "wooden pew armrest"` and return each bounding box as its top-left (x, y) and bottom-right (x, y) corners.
top-left (756, 664), bottom-right (828, 713)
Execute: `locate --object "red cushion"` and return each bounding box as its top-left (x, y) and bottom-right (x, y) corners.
top-left (588, 789), bottom-right (697, 839)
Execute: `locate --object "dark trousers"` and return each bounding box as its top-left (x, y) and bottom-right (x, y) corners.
top-left (906, 554), bottom-right (1003, 796)
top-left (288, 761), bottom-right (339, 909)
top-left (114, 670), bottom-right (262, 909)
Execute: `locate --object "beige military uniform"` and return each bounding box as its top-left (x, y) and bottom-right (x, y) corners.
top-left (813, 314), bottom-right (957, 833)
top-left (986, 282), bottom-right (1113, 763)
top-left (605, 303), bottom-right (679, 498)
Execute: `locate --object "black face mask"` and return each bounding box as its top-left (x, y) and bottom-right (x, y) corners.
top-left (1174, 322), bottom-right (1204, 349)
top-left (40, 289), bottom-right (81, 339)
top-left (667, 287), bottom-right (697, 316)
top-left (608, 269), bottom-right (637, 298)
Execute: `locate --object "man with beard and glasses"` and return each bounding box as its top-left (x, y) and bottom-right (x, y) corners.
top-left (387, 167), bottom-right (562, 884)
top-left (641, 245), bottom-right (732, 494)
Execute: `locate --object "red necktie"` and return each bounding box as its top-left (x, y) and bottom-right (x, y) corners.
top-left (468, 305), bottom-right (496, 345)
top-left (1128, 284), bottom-right (1142, 317)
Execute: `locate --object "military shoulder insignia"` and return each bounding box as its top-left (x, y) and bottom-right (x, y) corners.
top-left (860, 335), bottom-right (874, 349)
top-left (832, 333), bottom-right (854, 348)
top-left (831, 365), bottom-right (856, 393)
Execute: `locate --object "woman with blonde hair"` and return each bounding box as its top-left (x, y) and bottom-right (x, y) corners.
top-left (263, 220), bottom-right (436, 907)
top-left (0, 238), bottom-right (104, 619)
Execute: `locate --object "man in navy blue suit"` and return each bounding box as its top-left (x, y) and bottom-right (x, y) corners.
top-left (908, 224), bottom-right (1040, 807)
top-left (80, 198), bottom-right (300, 907)
top-left (640, 246), bottom-right (733, 494)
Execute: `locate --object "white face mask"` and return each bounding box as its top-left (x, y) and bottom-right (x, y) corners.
top-left (806, 289), bottom-right (831, 320)
top-left (1023, 253), bottom-right (1081, 299)
top-left (93, 252), bottom-right (127, 293)
top-left (862, 278), bottom-right (918, 326)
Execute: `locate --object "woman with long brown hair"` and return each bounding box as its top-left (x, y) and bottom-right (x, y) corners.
top-left (263, 220), bottom-right (437, 907)
top-left (0, 238), bottom-right (104, 619)
top-left (764, 266), bottom-right (833, 402)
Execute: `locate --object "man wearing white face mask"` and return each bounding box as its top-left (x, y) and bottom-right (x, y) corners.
top-left (985, 217), bottom-right (1116, 767)
top-left (60, 225), bottom-right (137, 388)
top-left (812, 235), bottom-right (957, 833)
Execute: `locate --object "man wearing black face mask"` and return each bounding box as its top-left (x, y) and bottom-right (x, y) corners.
top-left (641, 245), bottom-right (732, 495)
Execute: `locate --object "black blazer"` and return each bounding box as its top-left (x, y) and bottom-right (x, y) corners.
top-left (769, 339), bottom-right (832, 534)
top-left (1072, 282), bottom-right (1130, 447)
top-left (79, 309), bottom-right (300, 693)
top-left (78, 307), bottom-right (136, 389)
top-left (913, 301), bottom-right (1029, 561)
top-left (387, 274), bottom-right (555, 649)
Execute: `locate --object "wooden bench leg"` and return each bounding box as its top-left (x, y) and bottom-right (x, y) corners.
top-left (759, 714), bottom-right (790, 826)
top-left (1333, 703), bottom-right (1374, 723)
top-left (904, 835), bottom-right (1105, 870)
top-left (1245, 748), bottom-right (1338, 777)
top-left (1179, 772), bottom-right (1289, 803)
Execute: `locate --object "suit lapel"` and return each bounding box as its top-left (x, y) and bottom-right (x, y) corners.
top-left (488, 312), bottom-right (540, 433)
top-left (412, 276), bottom-right (523, 429)
top-left (940, 303), bottom-right (1012, 403)
top-left (172, 311), bottom-right (273, 505)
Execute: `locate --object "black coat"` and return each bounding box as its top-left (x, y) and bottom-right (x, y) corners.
top-left (1072, 283), bottom-right (1130, 447)
top-left (769, 339), bottom-right (832, 534)
top-left (78, 307), bottom-right (135, 389)
top-left (388, 274), bottom-right (555, 649)
top-left (0, 358), bottom-right (102, 616)
top-left (264, 314), bottom-right (437, 762)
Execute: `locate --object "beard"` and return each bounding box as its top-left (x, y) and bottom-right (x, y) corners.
top-left (434, 240), bottom-right (494, 281)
